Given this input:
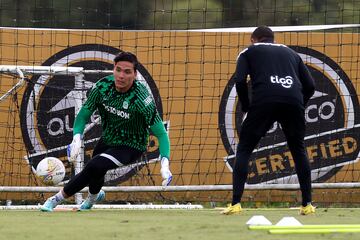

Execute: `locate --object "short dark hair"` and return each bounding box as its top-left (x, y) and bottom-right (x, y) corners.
top-left (251, 26), bottom-right (274, 43)
top-left (113, 51), bottom-right (139, 71)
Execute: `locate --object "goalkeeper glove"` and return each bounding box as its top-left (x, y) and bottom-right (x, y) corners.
top-left (160, 157), bottom-right (172, 186)
top-left (67, 134), bottom-right (82, 163)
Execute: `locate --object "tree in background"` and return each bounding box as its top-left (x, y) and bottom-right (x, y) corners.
top-left (222, 0), bottom-right (359, 27)
top-left (0, 0), bottom-right (359, 29)
top-left (151, 0), bottom-right (223, 29)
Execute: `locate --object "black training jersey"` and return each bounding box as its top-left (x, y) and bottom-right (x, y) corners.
top-left (83, 75), bottom-right (162, 151)
top-left (234, 42), bottom-right (315, 112)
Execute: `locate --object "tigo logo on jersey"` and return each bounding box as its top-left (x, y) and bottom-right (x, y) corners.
top-left (270, 75), bottom-right (293, 88)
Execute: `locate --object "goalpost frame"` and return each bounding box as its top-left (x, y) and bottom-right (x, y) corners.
top-left (0, 65), bottom-right (359, 200)
top-left (0, 65), bottom-right (89, 204)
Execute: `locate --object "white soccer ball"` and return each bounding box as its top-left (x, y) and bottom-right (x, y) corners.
top-left (36, 157), bottom-right (65, 186)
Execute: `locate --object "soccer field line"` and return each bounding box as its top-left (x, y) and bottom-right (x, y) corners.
top-left (0, 204), bottom-right (204, 210)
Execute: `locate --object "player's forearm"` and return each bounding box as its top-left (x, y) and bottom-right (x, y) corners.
top-left (234, 55), bottom-right (250, 112)
top-left (150, 121), bottom-right (170, 159)
top-left (236, 81), bottom-right (250, 112)
top-left (299, 60), bottom-right (315, 105)
top-left (72, 107), bottom-right (93, 135)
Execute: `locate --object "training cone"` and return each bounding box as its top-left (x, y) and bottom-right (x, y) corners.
top-left (246, 215), bottom-right (272, 226)
top-left (275, 217), bottom-right (303, 226)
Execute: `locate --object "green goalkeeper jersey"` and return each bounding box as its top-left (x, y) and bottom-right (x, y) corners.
top-left (75, 75), bottom-right (165, 153)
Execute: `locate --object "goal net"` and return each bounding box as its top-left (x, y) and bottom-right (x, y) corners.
top-left (0, 24), bottom-right (359, 206)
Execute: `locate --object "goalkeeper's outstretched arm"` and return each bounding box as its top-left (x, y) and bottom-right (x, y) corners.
top-left (150, 121), bottom-right (170, 159)
top-left (150, 121), bottom-right (172, 186)
top-left (72, 107), bottom-right (93, 135)
top-left (67, 107), bottom-right (93, 162)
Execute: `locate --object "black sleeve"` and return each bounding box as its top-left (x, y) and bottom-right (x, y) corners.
top-left (298, 59), bottom-right (315, 106)
top-left (234, 50), bottom-right (250, 112)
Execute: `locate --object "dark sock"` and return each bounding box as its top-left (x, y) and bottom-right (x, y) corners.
top-left (232, 195), bottom-right (240, 205)
top-left (302, 202), bottom-right (312, 207)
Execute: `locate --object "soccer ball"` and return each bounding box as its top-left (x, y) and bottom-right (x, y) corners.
top-left (36, 157), bottom-right (65, 186)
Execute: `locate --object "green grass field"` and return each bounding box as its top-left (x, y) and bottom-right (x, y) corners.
top-left (1, 208), bottom-right (360, 240)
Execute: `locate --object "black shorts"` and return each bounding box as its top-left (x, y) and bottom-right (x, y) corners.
top-left (92, 138), bottom-right (144, 166)
top-left (240, 102), bottom-right (305, 140)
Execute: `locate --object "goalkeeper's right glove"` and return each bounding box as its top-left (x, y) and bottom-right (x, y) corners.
top-left (67, 134), bottom-right (82, 163)
top-left (160, 157), bottom-right (172, 186)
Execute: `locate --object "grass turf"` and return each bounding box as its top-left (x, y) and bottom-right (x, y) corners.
top-left (0, 208), bottom-right (360, 240)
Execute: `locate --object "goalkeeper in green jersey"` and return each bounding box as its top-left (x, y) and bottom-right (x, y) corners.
top-left (40, 51), bottom-right (171, 212)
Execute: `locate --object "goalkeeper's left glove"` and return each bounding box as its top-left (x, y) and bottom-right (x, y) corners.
top-left (67, 134), bottom-right (82, 163)
top-left (160, 157), bottom-right (172, 186)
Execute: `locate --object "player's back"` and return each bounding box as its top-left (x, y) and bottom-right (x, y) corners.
top-left (244, 42), bottom-right (305, 107)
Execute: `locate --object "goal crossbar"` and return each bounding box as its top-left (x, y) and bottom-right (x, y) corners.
top-left (0, 65), bottom-right (84, 75)
top-left (0, 67), bottom-right (25, 102)
top-left (0, 65), bottom-right (114, 75)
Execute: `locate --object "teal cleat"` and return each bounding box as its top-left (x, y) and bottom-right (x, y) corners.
top-left (40, 197), bottom-right (58, 212)
top-left (78, 190), bottom-right (105, 211)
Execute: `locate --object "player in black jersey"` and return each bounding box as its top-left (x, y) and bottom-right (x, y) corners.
top-left (221, 26), bottom-right (316, 215)
top-left (41, 51), bottom-right (172, 212)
